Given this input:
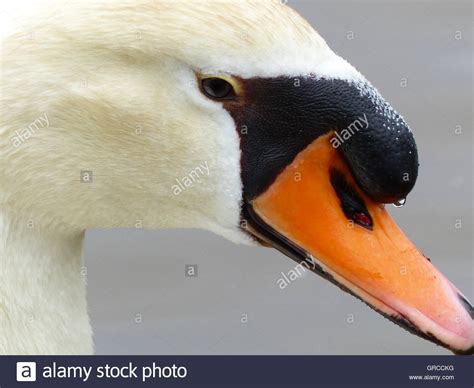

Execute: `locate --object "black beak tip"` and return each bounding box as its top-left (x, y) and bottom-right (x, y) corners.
top-left (458, 293), bottom-right (474, 319)
top-left (453, 345), bottom-right (474, 356)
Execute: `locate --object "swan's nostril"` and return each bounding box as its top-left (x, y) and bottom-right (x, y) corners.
top-left (329, 168), bottom-right (373, 230)
top-left (352, 212), bottom-right (373, 229)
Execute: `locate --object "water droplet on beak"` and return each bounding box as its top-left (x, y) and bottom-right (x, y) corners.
top-left (393, 198), bottom-right (406, 208)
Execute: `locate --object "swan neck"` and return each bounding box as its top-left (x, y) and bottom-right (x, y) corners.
top-left (0, 210), bottom-right (93, 354)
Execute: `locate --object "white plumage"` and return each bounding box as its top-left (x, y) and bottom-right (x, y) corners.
top-left (0, 0), bottom-right (366, 354)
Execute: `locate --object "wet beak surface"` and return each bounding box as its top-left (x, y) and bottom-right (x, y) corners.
top-left (249, 133), bottom-right (474, 354)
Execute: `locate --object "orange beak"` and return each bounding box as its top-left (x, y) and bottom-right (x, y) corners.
top-left (246, 133), bottom-right (473, 354)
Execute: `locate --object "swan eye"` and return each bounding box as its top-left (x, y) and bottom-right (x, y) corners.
top-left (201, 77), bottom-right (236, 100)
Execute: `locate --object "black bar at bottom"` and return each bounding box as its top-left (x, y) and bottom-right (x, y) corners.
top-left (1, 355), bottom-right (472, 387)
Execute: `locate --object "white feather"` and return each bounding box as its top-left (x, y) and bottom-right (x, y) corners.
top-left (0, 0), bottom-right (363, 354)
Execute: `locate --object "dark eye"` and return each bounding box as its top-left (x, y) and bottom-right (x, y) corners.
top-left (201, 77), bottom-right (236, 100)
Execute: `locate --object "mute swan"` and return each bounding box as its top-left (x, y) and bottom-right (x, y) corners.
top-left (0, 0), bottom-right (472, 355)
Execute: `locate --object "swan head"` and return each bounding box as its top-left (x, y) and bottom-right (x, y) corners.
top-left (1, 0), bottom-right (472, 354)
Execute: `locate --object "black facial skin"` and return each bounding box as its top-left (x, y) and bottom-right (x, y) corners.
top-left (223, 76), bottom-right (419, 203)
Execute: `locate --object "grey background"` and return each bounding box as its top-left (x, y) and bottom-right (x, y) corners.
top-left (85, 1), bottom-right (473, 355)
